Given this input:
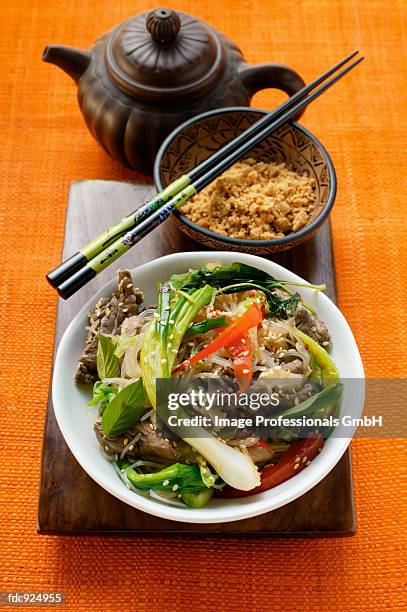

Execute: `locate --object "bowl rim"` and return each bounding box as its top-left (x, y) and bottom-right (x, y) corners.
top-left (52, 251), bottom-right (364, 524)
top-left (154, 106), bottom-right (337, 247)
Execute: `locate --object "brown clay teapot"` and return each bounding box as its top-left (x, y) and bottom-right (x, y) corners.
top-left (43, 7), bottom-right (305, 175)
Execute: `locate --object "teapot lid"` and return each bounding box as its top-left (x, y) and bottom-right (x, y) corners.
top-left (105, 8), bottom-right (224, 101)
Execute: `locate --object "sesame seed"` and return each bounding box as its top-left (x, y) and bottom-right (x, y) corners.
top-left (169, 334), bottom-right (174, 339)
top-left (128, 445), bottom-right (134, 451)
top-left (172, 348), bottom-right (178, 353)
top-left (163, 479), bottom-right (169, 486)
top-left (161, 358), bottom-right (167, 364)
top-left (169, 319), bottom-right (175, 324)
top-left (104, 445), bottom-right (109, 452)
top-left (306, 460), bottom-right (311, 465)
top-left (293, 462), bottom-right (300, 470)
top-left (122, 307), bottom-right (128, 313)
top-left (241, 338), bottom-right (246, 344)
top-left (127, 283), bottom-right (133, 289)
top-left (242, 368), bottom-right (250, 374)
top-left (172, 484), bottom-right (179, 491)
top-left (318, 447), bottom-right (322, 453)
top-left (302, 456), bottom-right (308, 463)
top-left (295, 456), bottom-right (300, 463)
top-left (123, 438), bottom-right (129, 446)
top-left (322, 341), bottom-right (329, 346)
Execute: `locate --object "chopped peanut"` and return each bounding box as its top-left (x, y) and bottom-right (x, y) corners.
top-left (182, 158), bottom-right (316, 240)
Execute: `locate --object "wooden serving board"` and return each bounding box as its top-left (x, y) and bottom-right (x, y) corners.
top-left (38, 180), bottom-right (355, 536)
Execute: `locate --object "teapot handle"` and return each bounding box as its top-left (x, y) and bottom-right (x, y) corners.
top-left (239, 63), bottom-right (306, 118)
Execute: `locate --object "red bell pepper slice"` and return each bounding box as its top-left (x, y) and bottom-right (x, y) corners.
top-left (174, 302), bottom-right (263, 372)
top-left (220, 433), bottom-right (324, 498)
top-left (228, 331), bottom-right (253, 394)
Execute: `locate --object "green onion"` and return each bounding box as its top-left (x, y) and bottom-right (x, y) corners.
top-left (185, 315), bottom-right (228, 336)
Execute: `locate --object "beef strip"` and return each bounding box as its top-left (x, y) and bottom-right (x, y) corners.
top-left (294, 307), bottom-right (331, 346)
top-left (281, 358), bottom-right (307, 374)
top-left (272, 288), bottom-right (331, 347)
top-left (75, 269), bottom-right (144, 384)
top-left (94, 421), bottom-right (181, 463)
top-left (276, 380), bottom-right (316, 408)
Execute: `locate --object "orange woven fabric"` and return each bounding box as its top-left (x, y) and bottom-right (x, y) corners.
top-left (0, 0), bottom-right (406, 610)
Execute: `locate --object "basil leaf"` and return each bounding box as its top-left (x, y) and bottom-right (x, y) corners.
top-left (97, 334), bottom-right (120, 380)
top-left (102, 379), bottom-right (146, 437)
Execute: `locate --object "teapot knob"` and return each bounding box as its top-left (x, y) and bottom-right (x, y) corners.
top-left (146, 8), bottom-right (181, 43)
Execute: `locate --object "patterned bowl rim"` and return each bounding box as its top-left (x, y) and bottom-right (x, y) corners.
top-left (154, 106), bottom-right (337, 247)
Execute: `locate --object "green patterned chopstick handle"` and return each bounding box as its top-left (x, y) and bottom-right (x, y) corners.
top-left (46, 174), bottom-right (191, 288)
top-left (57, 184), bottom-right (197, 299)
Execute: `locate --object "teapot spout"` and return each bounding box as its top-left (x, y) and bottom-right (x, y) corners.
top-left (42, 45), bottom-right (91, 82)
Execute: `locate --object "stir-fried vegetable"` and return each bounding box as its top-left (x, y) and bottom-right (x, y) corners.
top-left (127, 463), bottom-right (208, 493)
top-left (276, 382), bottom-right (343, 419)
top-left (221, 433), bottom-right (324, 497)
top-left (295, 328), bottom-right (339, 382)
top-left (113, 335), bottom-right (140, 359)
top-left (185, 315), bottom-right (228, 337)
top-left (229, 332), bottom-right (253, 394)
top-left (182, 432), bottom-right (260, 491)
top-left (175, 302), bottom-right (263, 372)
top-left (88, 380), bottom-right (118, 413)
top-left (169, 262), bottom-right (325, 319)
top-left (141, 284), bottom-right (214, 406)
top-left (181, 489), bottom-right (214, 508)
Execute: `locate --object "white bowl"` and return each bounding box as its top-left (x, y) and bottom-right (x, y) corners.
top-left (53, 252), bottom-right (364, 524)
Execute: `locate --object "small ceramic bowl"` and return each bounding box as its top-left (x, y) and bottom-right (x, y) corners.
top-left (154, 107), bottom-right (336, 254)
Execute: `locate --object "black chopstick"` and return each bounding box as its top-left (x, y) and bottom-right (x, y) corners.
top-left (46, 51), bottom-right (359, 289)
top-left (56, 54), bottom-right (364, 300)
